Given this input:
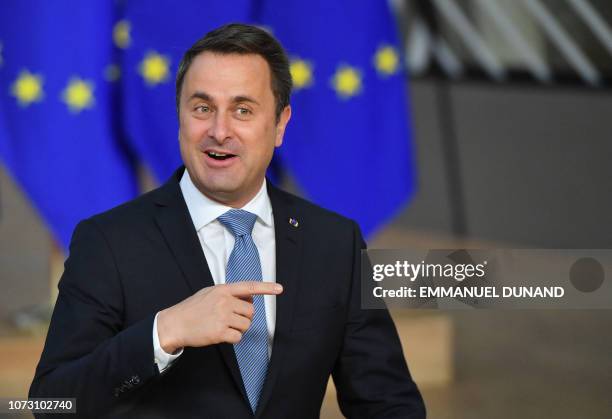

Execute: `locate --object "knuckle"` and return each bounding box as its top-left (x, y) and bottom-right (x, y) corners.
top-left (214, 323), bottom-right (226, 337)
top-left (219, 312), bottom-right (230, 325)
top-left (217, 295), bottom-right (231, 310)
top-left (228, 329), bottom-right (241, 343)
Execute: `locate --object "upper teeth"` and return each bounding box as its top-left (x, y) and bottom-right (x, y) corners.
top-left (209, 151), bottom-right (227, 157)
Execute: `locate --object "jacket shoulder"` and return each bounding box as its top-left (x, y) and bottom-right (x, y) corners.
top-left (270, 185), bottom-right (359, 235)
top-left (81, 185), bottom-right (167, 234)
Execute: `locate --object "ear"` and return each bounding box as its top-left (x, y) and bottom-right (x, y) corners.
top-left (274, 105), bottom-right (292, 147)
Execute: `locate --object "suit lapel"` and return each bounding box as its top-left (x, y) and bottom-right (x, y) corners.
top-left (255, 183), bottom-right (303, 418)
top-left (153, 167), bottom-right (249, 403)
top-left (154, 174), bottom-right (214, 293)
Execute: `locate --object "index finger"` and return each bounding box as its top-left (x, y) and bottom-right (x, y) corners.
top-left (225, 281), bottom-right (283, 297)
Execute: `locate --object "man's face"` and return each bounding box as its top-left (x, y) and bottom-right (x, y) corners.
top-left (178, 52), bottom-right (291, 207)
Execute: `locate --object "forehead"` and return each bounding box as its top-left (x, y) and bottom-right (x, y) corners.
top-left (182, 52), bottom-right (273, 100)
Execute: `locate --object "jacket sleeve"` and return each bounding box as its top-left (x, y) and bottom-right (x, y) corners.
top-left (331, 221), bottom-right (426, 419)
top-left (29, 219), bottom-right (161, 418)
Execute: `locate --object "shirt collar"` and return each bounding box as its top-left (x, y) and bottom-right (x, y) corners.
top-left (179, 169), bottom-right (273, 231)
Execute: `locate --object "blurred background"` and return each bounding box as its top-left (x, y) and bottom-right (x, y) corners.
top-left (1, 0), bottom-right (612, 418)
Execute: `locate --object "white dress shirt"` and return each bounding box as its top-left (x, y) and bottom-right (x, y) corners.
top-left (153, 170), bottom-right (277, 372)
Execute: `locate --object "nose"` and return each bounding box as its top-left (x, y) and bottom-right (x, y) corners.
top-left (207, 111), bottom-right (231, 144)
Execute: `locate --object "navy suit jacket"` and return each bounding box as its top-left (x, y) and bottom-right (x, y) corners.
top-left (29, 167), bottom-right (425, 418)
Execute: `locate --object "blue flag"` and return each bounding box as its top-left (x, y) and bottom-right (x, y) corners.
top-left (0, 2), bottom-right (139, 249)
top-left (258, 0), bottom-right (416, 236)
top-left (0, 1), bottom-right (415, 248)
top-left (119, 0), bottom-right (254, 182)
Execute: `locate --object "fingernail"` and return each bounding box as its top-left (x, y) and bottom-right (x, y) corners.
top-left (274, 284), bottom-right (283, 292)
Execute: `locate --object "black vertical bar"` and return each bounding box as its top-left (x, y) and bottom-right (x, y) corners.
top-left (414, 0), bottom-right (468, 237)
top-left (436, 81), bottom-right (467, 236)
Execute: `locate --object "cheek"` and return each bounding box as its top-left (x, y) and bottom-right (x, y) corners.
top-left (242, 139), bottom-right (275, 166)
top-left (178, 136), bottom-right (193, 165)
top-left (179, 126), bottom-right (204, 162)
top-left (180, 117), bottom-right (208, 142)
top-left (260, 123), bottom-right (276, 154)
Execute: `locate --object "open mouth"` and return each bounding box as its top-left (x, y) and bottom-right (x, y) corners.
top-left (206, 151), bottom-right (237, 161)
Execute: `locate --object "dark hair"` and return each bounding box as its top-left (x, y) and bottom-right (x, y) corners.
top-left (176, 23), bottom-right (292, 121)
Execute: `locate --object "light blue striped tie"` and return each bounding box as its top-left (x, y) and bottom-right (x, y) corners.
top-left (218, 209), bottom-right (268, 413)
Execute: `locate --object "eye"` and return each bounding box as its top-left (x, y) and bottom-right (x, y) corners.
top-left (194, 104), bottom-right (210, 113)
top-left (236, 107), bottom-right (251, 116)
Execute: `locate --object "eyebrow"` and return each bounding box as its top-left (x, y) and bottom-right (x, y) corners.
top-left (188, 91), bottom-right (212, 102)
top-left (232, 95), bottom-right (260, 106)
top-left (188, 91), bottom-right (260, 106)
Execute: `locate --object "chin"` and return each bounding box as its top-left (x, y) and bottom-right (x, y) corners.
top-left (201, 178), bottom-right (238, 193)
top-left (198, 175), bottom-right (241, 196)
top-left (191, 165), bottom-right (234, 187)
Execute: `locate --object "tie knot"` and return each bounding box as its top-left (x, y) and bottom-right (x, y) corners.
top-left (218, 209), bottom-right (257, 237)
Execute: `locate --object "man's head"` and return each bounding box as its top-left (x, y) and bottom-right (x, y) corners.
top-left (176, 23), bottom-right (292, 207)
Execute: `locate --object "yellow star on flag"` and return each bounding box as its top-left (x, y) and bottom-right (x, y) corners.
top-left (290, 58), bottom-right (313, 90)
top-left (11, 70), bottom-right (44, 107)
top-left (113, 20), bottom-right (131, 49)
top-left (139, 51), bottom-right (170, 86)
top-left (62, 77), bottom-right (95, 113)
top-left (374, 45), bottom-right (400, 76)
top-left (331, 65), bottom-right (362, 99)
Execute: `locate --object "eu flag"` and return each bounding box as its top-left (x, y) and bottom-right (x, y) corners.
top-left (0, 1), bottom-right (415, 248)
top-left (258, 0), bottom-right (416, 236)
top-left (0, 2), bottom-right (139, 249)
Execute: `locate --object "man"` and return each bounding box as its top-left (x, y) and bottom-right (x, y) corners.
top-left (29, 23), bottom-right (426, 418)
